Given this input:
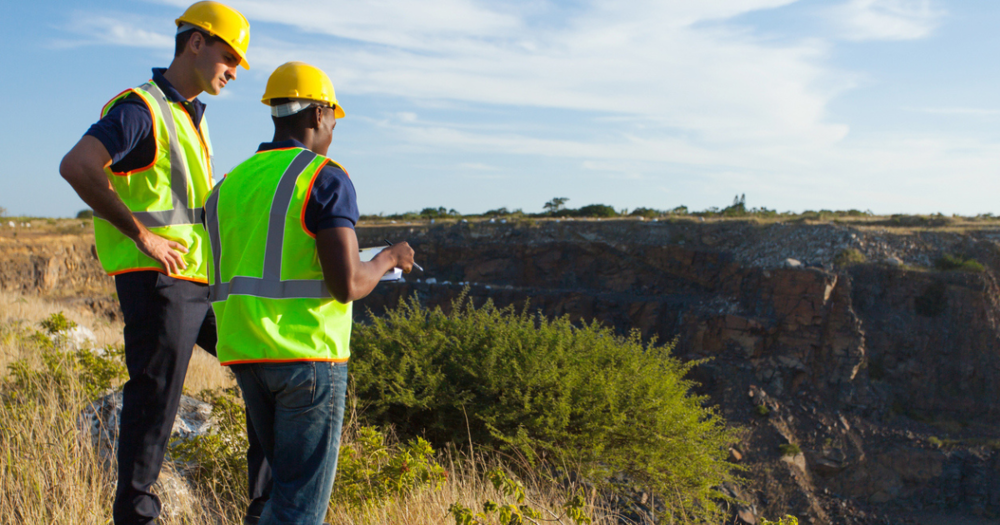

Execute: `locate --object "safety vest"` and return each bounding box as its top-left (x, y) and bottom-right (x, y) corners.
top-left (93, 80), bottom-right (214, 282)
top-left (204, 148), bottom-right (352, 365)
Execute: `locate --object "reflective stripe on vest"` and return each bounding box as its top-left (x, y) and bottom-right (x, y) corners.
top-left (93, 80), bottom-right (213, 281)
top-left (206, 147), bottom-right (352, 364)
top-left (206, 150), bottom-right (329, 302)
top-left (94, 82), bottom-right (200, 227)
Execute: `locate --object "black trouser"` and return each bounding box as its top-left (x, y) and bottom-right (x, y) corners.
top-left (112, 271), bottom-right (272, 524)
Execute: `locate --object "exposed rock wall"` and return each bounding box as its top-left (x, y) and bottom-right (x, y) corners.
top-left (353, 221), bottom-right (1000, 523)
top-left (6, 220), bottom-right (1000, 523)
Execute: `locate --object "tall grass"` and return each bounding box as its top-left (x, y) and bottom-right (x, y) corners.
top-left (0, 291), bottom-right (627, 525)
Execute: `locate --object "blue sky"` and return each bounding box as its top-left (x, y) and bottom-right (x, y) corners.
top-left (3, 0), bottom-right (999, 217)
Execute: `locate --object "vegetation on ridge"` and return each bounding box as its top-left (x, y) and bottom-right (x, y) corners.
top-left (351, 293), bottom-right (739, 522)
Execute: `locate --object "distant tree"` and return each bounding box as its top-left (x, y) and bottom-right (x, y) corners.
top-left (543, 197), bottom-right (569, 214)
top-left (0, 206), bottom-right (6, 217)
top-left (576, 204), bottom-right (618, 218)
top-left (721, 194), bottom-right (747, 217)
top-left (629, 207), bottom-right (661, 218)
top-left (76, 209), bottom-right (93, 219)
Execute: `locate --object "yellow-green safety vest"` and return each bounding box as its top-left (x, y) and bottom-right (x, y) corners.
top-left (93, 80), bottom-right (214, 282)
top-left (204, 147), bottom-right (352, 365)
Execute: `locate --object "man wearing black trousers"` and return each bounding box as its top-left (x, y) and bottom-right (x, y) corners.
top-left (59, 2), bottom-right (270, 523)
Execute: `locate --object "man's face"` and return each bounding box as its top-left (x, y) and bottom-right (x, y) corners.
top-left (191, 33), bottom-right (241, 96)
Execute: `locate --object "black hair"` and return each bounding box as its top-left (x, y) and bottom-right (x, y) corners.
top-left (270, 98), bottom-right (323, 133)
top-left (174, 28), bottom-right (225, 58)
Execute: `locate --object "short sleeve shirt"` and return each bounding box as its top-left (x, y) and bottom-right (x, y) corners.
top-left (255, 140), bottom-right (359, 233)
top-left (84, 68), bottom-right (206, 174)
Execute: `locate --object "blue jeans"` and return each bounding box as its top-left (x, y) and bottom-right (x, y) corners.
top-left (232, 361), bottom-right (348, 525)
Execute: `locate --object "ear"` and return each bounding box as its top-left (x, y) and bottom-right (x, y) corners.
top-left (310, 106), bottom-right (325, 130)
top-left (188, 31), bottom-right (204, 55)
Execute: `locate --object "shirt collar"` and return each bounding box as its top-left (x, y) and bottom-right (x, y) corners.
top-left (152, 68), bottom-right (205, 112)
top-left (257, 139), bottom-right (308, 153)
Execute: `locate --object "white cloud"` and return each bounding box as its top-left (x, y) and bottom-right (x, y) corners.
top-left (69, 1), bottom-right (990, 214)
top-left (829, 0), bottom-right (944, 41)
top-left (52, 12), bottom-right (174, 49)
top-left (223, 0), bottom-right (849, 151)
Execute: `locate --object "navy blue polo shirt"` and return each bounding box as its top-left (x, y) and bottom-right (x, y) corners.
top-left (85, 68), bottom-right (205, 174)
top-left (255, 140), bottom-right (359, 233)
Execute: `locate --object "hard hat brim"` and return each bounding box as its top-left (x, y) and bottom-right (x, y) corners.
top-left (175, 15), bottom-right (250, 70)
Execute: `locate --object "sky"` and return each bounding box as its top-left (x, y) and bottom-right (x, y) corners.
top-left (2, 0), bottom-right (999, 218)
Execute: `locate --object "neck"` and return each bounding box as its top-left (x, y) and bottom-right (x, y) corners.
top-left (272, 130), bottom-right (326, 156)
top-left (162, 60), bottom-right (201, 101)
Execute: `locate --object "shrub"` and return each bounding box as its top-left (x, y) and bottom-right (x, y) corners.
top-left (76, 209), bottom-right (93, 219)
top-left (834, 248), bottom-right (866, 267)
top-left (934, 254), bottom-right (984, 273)
top-left (575, 204), bottom-right (618, 218)
top-left (754, 404), bottom-right (771, 418)
top-left (448, 468), bottom-right (591, 525)
top-left (778, 443), bottom-right (801, 457)
top-left (629, 207), bottom-right (661, 219)
top-left (332, 425), bottom-right (447, 511)
top-left (351, 294), bottom-right (737, 522)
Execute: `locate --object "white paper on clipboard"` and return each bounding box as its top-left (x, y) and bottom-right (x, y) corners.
top-left (359, 246), bottom-right (403, 281)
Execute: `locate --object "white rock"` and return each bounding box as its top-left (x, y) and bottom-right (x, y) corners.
top-left (425, 277), bottom-right (437, 284)
top-left (78, 392), bottom-right (215, 468)
top-left (886, 257), bottom-right (903, 266)
top-left (56, 325), bottom-right (97, 352)
top-left (784, 258), bottom-right (802, 268)
top-left (79, 392), bottom-right (210, 518)
top-left (6, 221), bottom-right (13, 227)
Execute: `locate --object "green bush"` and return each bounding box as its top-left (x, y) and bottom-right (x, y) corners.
top-left (76, 209), bottom-right (93, 219)
top-left (778, 443), bottom-right (801, 457)
top-left (834, 248), bottom-right (866, 267)
top-left (351, 294), bottom-right (737, 522)
top-left (449, 468), bottom-right (591, 525)
top-left (934, 254), bottom-right (984, 272)
top-left (628, 207), bottom-right (662, 218)
top-left (571, 204), bottom-right (618, 218)
top-left (332, 426), bottom-right (446, 511)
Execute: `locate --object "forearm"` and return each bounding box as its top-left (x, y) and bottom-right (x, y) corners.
top-left (60, 136), bottom-right (145, 242)
top-left (342, 251), bottom-right (398, 302)
top-left (317, 228), bottom-right (413, 303)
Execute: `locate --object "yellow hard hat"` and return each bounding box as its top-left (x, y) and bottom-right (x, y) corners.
top-left (261, 62), bottom-right (345, 119)
top-left (176, 1), bottom-right (251, 70)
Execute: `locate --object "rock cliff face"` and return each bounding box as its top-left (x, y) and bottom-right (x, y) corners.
top-left (353, 220), bottom-right (1000, 524)
top-left (5, 219), bottom-right (1000, 523)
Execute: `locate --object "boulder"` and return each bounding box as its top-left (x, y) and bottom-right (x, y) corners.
top-left (78, 391), bottom-right (215, 467)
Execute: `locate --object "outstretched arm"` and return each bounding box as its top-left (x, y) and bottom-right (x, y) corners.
top-left (316, 227), bottom-right (414, 303)
top-left (60, 136), bottom-right (189, 274)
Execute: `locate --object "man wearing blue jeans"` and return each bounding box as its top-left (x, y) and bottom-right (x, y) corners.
top-left (203, 61), bottom-right (414, 523)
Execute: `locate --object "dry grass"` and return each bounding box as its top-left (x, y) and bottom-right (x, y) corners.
top-left (0, 290), bottom-right (121, 372)
top-left (0, 290), bottom-right (623, 525)
top-left (187, 346), bottom-right (237, 393)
